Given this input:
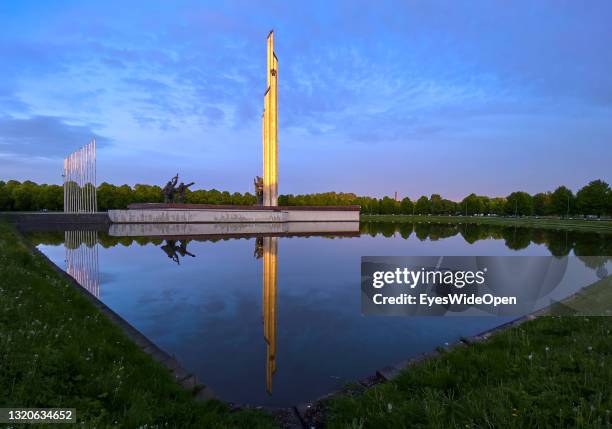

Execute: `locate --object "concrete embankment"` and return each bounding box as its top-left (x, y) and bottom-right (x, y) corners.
top-left (0, 212), bottom-right (110, 232)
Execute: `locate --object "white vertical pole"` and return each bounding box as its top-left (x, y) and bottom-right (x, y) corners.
top-left (92, 140), bottom-right (95, 212)
top-left (72, 153), bottom-right (75, 213)
top-left (75, 150), bottom-right (79, 213)
top-left (85, 143), bottom-right (89, 213)
top-left (74, 151), bottom-right (78, 213)
top-left (79, 147), bottom-right (83, 213)
top-left (63, 159), bottom-right (65, 212)
top-left (83, 145), bottom-right (87, 213)
top-left (69, 154), bottom-right (72, 212)
top-left (88, 142), bottom-right (92, 212)
top-left (80, 147), bottom-right (83, 213)
top-left (93, 138), bottom-right (97, 212)
top-left (69, 155), bottom-right (72, 213)
top-left (68, 155), bottom-right (71, 213)
top-left (66, 157), bottom-right (69, 212)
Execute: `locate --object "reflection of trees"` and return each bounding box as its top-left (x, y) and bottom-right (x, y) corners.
top-left (427, 223), bottom-right (458, 241)
top-left (529, 229), bottom-right (546, 246)
top-left (414, 223), bottom-right (430, 241)
top-left (23, 231), bottom-right (65, 245)
top-left (573, 233), bottom-right (612, 270)
top-left (360, 222), bottom-right (383, 237)
top-left (26, 224), bottom-right (612, 270)
top-left (398, 223), bottom-right (414, 240)
top-left (459, 224), bottom-right (483, 244)
top-left (357, 223), bottom-right (611, 265)
top-left (573, 233), bottom-right (612, 257)
top-left (501, 226), bottom-right (532, 250)
top-left (379, 222), bottom-right (397, 238)
top-left (359, 222), bottom-right (371, 236)
top-left (542, 230), bottom-right (572, 257)
top-left (576, 255), bottom-right (608, 271)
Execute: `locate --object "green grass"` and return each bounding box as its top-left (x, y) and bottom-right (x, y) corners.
top-left (549, 277), bottom-right (612, 317)
top-left (327, 315), bottom-right (612, 428)
top-left (2, 219), bottom-right (611, 428)
top-left (361, 215), bottom-right (612, 233)
top-left (0, 221), bottom-right (275, 428)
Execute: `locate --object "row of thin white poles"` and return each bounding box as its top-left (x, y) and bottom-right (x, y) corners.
top-left (65, 230), bottom-right (100, 298)
top-left (63, 138), bottom-right (97, 213)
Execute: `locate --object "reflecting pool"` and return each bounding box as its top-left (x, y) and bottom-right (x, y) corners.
top-left (28, 221), bottom-right (611, 406)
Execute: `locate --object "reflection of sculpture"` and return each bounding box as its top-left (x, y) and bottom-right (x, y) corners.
top-left (254, 236), bottom-right (264, 259)
top-left (161, 240), bottom-right (195, 264)
top-left (162, 175), bottom-right (194, 203)
top-left (262, 236), bottom-right (278, 394)
top-left (254, 176), bottom-right (264, 206)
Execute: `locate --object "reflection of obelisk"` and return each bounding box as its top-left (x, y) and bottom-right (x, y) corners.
top-left (262, 236), bottom-right (278, 393)
top-left (263, 31), bottom-right (278, 206)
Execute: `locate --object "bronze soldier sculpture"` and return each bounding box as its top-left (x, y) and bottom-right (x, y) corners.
top-left (176, 182), bottom-right (195, 203)
top-left (254, 176), bottom-right (263, 205)
top-left (161, 174), bottom-right (194, 204)
top-left (162, 174), bottom-right (179, 203)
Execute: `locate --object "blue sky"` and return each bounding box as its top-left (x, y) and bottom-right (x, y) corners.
top-left (1, 0), bottom-right (610, 200)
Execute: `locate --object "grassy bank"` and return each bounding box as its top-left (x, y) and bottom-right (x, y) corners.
top-left (2, 220), bottom-right (611, 428)
top-left (0, 221), bottom-right (274, 428)
top-left (325, 277), bottom-right (612, 428)
top-left (361, 214), bottom-right (612, 233)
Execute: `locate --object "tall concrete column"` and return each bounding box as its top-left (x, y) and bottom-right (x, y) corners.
top-left (263, 31), bottom-right (278, 206)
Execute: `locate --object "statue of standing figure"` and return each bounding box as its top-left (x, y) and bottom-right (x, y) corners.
top-left (162, 174), bottom-right (194, 203)
top-left (162, 174), bottom-right (179, 203)
top-left (254, 176), bottom-right (263, 205)
top-left (176, 181), bottom-right (195, 203)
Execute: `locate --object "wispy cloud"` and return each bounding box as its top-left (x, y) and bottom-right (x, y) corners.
top-left (0, 115), bottom-right (108, 158)
top-left (0, 0), bottom-right (610, 195)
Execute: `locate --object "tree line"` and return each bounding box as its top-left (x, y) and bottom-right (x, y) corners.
top-left (22, 223), bottom-right (612, 266)
top-left (0, 179), bottom-right (610, 217)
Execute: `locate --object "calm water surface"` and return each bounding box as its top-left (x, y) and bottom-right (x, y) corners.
top-left (30, 222), bottom-right (611, 406)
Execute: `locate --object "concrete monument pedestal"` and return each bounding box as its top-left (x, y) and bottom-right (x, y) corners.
top-left (108, 203), bottom-right (360, 224)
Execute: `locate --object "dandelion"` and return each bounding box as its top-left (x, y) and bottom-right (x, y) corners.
top-left (528, 353), bottom-right (533, 360)
top-left (387, 403), bottom-right (393, 412)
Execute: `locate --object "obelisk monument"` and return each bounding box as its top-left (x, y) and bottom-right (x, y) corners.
top-left (262, 31), bottom-right (278, 206)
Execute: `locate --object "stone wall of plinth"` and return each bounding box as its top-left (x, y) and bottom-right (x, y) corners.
top-left (108, 209), bottom-right (287, 224)
top-left (108, 221), bottom-right (361, 237)
top-left (108, 208), bottom-right (360, 224)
